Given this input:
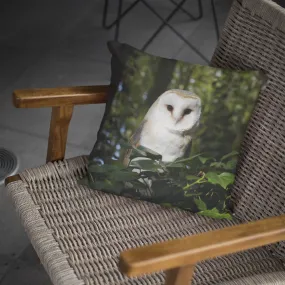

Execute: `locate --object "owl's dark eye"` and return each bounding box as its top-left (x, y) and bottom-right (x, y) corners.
top-left (184, 108), bottom-right (192, 115)
top-left (166, 105), bottom-right (173, 112)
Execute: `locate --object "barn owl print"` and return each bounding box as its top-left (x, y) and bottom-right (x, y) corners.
top-left (86, 53), bottom-right (264, 219)
top-left (123, 89), bottom-right (202, 165)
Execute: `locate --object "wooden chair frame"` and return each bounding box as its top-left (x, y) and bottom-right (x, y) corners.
top-left (5, 85), bottom-right (285, 285)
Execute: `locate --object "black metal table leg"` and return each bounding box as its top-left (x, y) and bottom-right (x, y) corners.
top-left (101, 0), bottom-right (219, 64)
top-left (142, 0), bottom-right (188, 51)
top-left (115, 0), bottom-right (123, 41)
top-left (211, 0), bottom-right (220, 41)
top-left (102, 0), bottom-right (203, 34)
top-left (170, 0), bottom-right (203, 20)
top-left (102, 0), bottom-right (141, 30)
top-left (102, 0), bottom-right (109, 28)
top-left (141, 0), bottom-right (209, 63)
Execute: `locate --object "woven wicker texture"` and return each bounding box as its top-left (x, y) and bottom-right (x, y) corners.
top-left (7, 156), bottom-right (285, 285)
top-left (211, 0), bottom-right (285, 260)
top-left (219, 271), bottom-right (285, 285)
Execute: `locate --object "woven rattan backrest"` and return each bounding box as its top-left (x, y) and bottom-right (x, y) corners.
top-left (210, 0), bottom-right (285, 258)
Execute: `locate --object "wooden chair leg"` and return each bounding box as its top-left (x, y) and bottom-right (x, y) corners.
top-left (46, 105), bottom-right (73, 163)
top-left (165, 265), bottom-right (195, 285)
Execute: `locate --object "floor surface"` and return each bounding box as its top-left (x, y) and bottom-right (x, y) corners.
top-left (0, 0), bottom-right (233, 283)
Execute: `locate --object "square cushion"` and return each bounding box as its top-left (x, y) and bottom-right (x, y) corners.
top-left (84, 41), bottom-right (266, 220)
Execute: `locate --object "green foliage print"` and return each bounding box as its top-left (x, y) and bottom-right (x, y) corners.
top-left (81, 144), bottom-right (238, 219)
top-left (84, 48), bottom-right (265, 220)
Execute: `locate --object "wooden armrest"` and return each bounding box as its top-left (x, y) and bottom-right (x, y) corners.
top-left (119, 215), bottom-right (285, 281)
top-left (13, 85), bottom-right (109, 108)
top-left (11, 85), bottom-right (110, 162)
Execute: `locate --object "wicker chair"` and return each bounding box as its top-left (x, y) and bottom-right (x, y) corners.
top-left (5, 0), bottom-right (285, 284)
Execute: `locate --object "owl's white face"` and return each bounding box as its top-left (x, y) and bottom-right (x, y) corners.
top-left (149, 90), bottom-right (201, 134)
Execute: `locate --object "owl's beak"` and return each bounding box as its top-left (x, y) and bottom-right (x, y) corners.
top-left (175, 116), bottom-right (183, 125)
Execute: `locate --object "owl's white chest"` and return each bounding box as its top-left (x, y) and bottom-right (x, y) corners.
top-left (140, 122), bottom-right (191, 162)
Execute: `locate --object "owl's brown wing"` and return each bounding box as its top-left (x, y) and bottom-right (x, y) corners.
top-left (184, 140), bottom-right (192, 159)
top-left (122, 120), bottom-right (147, 166)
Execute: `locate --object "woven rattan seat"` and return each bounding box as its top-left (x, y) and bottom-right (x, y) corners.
top-left (7, 156), bottom-right (285, 284)
top-left (5, 0), bottom-right (285, 284)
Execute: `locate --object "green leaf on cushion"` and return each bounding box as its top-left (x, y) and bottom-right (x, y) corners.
top-left (109, 170), bottom-right (140, 182)
top-left (205, 172), bottom-right (220, 184)
top-left (210, 162), bottom-right (226, 169)
top-left (130, 147), bottom-right (147, 158)
top-left (186, 175), bottom-right (199, 181)
top-left (130, 159), bottom-right (161, 172)
top-left (218, 172), bottom-right (235, 189)
top-left (224, 159), bottom-right (237, 170)
top-left (205, 172), bottom-right (235, 189)
top-left (168, 153), bottom-right (202, 165)
top-left (194, 198), bottom-right (207, 211)
top-left (136, 145), bottom-right (162, 160)
top-left (198, 208), bottom-right (232, 220)
top-left (221, 151), bottom-right (239, 161)
top-left (129, 145), bottom-right (162, 161)
top-left (184, 192), bottom-right (203, 197)
top-left (166, 162), bottom-right (185, 168)
top-left (198, 156), bottom-right (215, 164)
